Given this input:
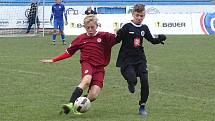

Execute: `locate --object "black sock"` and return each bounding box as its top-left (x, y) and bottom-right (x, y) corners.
top-left (69, 87), bottom-right (83, 104)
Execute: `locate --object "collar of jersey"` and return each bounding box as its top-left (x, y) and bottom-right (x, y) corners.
top-left (130, 21), bottom-right (142, 27)
top-left (86, 31), bottom-right (98, 37)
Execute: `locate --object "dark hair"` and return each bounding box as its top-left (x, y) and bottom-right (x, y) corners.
top-left (133, 4), bottom-right (145, 13)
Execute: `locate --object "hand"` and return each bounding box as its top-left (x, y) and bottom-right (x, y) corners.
top-left (40, 59), bottom-right (54, 64)
top-left (65, 21), bottom-right (68, 25)
top-left (113, 28), bottom-right (120, 35)
top-left (158, 34), bottom-right (166, 44)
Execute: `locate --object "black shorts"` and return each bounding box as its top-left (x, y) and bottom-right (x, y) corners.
top-left (120, 62), bottom-right (147, 80)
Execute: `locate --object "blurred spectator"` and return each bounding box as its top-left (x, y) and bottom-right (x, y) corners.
top-left (26, 1), bottom-right (40, 33)
top-left (85, 7), bottom-right (97, 15)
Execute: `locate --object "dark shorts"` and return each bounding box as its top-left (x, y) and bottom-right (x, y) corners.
top-left (120, 62), bottom-right (147, 80)
top-left (81, 62), bottom-right (105, 88)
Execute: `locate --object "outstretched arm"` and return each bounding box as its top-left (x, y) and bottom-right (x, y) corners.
top-left (40, 52), bottom-right (71, 64)
top-left (40, 36), bottom-right (81, 64)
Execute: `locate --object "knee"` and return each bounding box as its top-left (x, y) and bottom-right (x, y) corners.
top-left (53, 30), bottom-right (57, 34)
top-left (59, 30), bottom-right (64, 34)
top-left (82, 75), bottom-right (92, 87)
top-left (121, 70), bottom-right (136, 81)
top-left (89, 95), bottom-right (97, 102)
top-left (126, 71), bottom-right (136, 81)
top-left (88, 92), bottom-right (97, 102)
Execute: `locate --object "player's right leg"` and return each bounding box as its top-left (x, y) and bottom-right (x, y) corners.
top-left (61, 103), bottom-right (82, 115)
top-left (62, 67), bottom-right (103, 114)
top-left (52, 21), bottom-right (58, 45)
top-left (26, 20), bottom-right (33, 33)
top-left (120, 66), bottom-right (137, 93)
top-left (61, 62), bottom-right (93, 115)
top-left (60, 86), bottom-right (83, 115)
top-left (61, 81), bottom-right (90, 115)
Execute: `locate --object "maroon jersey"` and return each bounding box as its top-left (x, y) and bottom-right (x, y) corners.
top-left (66, 31), bottom-right (116, 66)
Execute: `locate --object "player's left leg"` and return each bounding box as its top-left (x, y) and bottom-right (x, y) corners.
top-left (87, 85), bottom-right (102, 102)
top-left (87, 68), bottom-right (104, 102)
top-left (36, 17), bottom-right (40, 31)
top-left (59, 21), bottom-right (66, 45)
top-left (137, 63), bottom-right (149, 116)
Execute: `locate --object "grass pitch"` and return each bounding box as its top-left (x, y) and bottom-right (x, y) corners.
top-left (0, 35), bottom-right (215, 121)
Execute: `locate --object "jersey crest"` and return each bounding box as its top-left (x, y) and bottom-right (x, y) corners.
top-left (97, 38), bottom-right (102, 43)
top-left (141, 31), bottom-right (145, 36)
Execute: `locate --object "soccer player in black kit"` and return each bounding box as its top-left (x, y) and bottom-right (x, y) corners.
top-left (116, 4), bottom-right (166, 116)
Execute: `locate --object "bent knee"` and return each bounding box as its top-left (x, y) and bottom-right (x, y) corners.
top-left (88, 95), bottom-right (97, 102)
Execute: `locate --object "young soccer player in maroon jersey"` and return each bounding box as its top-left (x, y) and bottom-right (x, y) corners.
top-left (40, 14), bottom-right (117, 114)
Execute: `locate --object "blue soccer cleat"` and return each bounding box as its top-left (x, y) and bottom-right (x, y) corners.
top-left (139, 105), bottom-right (148, 116)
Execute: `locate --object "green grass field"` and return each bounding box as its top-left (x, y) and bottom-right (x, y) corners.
top-left (0, 35), bottom-right (215, 121)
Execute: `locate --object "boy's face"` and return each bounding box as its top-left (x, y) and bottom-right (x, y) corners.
top-left (55, 0), bottom-right (61, 4)
top-left (132, 11), bottom-right (145, 24)
top-left (84, 21), bottom-right (98, 36)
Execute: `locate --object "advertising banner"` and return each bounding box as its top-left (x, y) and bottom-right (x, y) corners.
top-left (64, 14), bottom-right (208, 35)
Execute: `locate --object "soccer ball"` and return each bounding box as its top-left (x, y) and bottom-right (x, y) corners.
top-left (74, 97), bottom-right (91, 113)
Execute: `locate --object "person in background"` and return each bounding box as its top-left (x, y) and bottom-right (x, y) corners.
top-left (85, 6), bottom-right (97, 15)
top-left (116, 4), bottom-right (166, 116)
top-left (50, 0), bottom-right (68, 45)
top-left (26, 0), bottom-right (40, 34)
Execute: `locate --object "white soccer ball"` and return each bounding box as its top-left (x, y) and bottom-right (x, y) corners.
top-left (74, 97), bottom-right (91, 113)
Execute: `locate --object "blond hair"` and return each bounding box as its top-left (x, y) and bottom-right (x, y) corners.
top-left (132, 4), bottom-right (145, 13)
top-left (83, 14), bottom-right (98, 26)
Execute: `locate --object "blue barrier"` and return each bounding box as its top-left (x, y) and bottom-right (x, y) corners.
top-left (0, 0), bottom-right (213, 6)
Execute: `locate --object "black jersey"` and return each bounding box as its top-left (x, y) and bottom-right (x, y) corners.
top-left (116, 21), bottom-right (165, 67)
